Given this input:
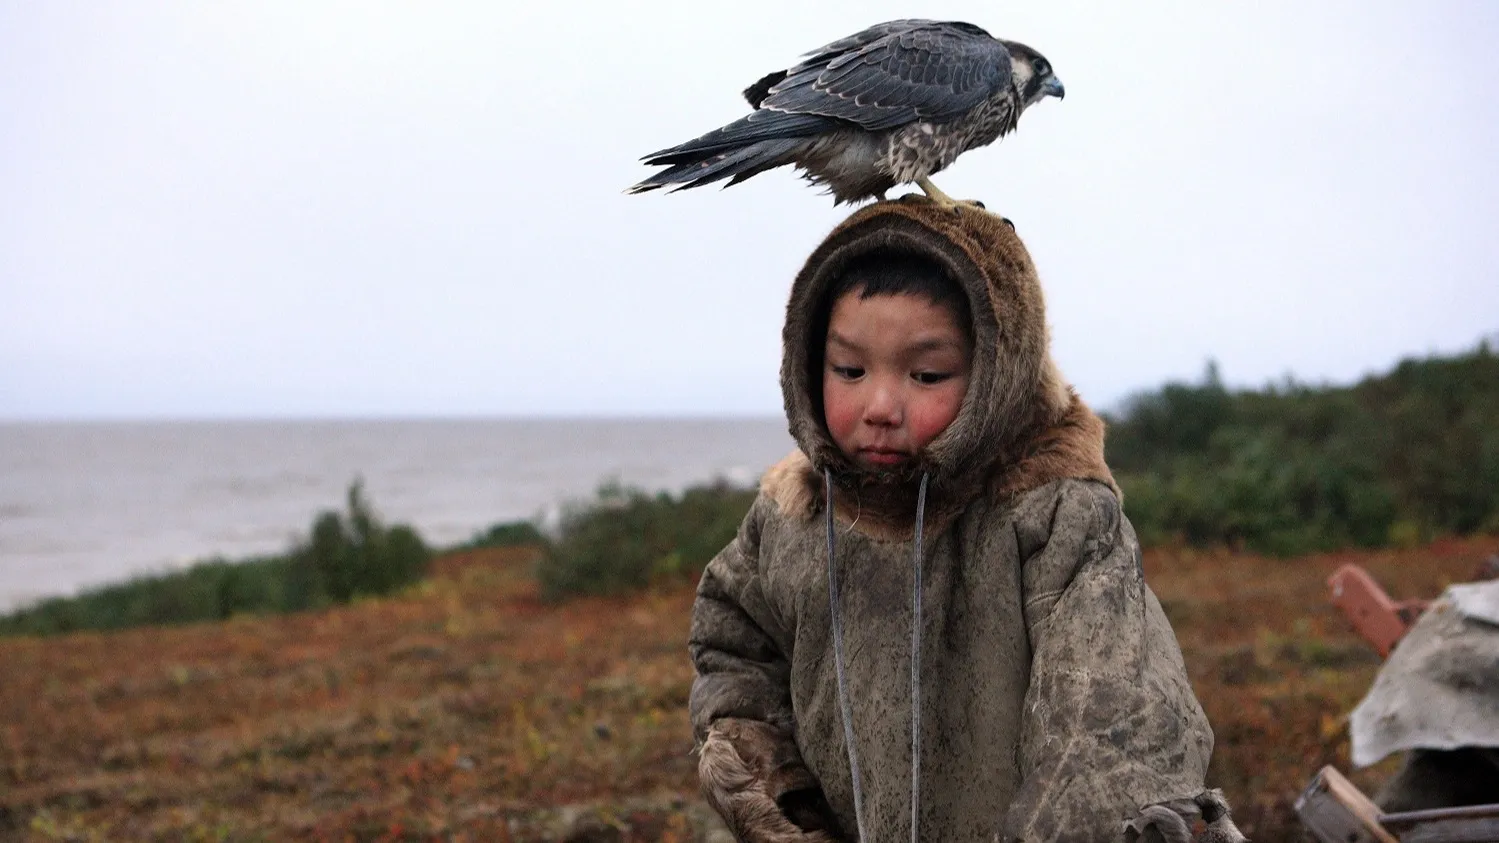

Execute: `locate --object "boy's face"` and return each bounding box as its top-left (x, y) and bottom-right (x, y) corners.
top-left (822, 290), bottom-right (972, 471)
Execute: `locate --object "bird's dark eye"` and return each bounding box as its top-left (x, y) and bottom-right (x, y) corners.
top-left (1034, 59), bottom-right (1050, 76)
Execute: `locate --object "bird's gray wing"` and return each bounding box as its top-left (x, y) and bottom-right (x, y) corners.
top-left (744, 19), bottom-right (936, 108)
top-left (791, 19), bottom-right (939, 68)
top-left (758, 20), bottom-right (1012, 133)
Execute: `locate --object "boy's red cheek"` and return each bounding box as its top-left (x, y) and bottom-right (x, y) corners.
top-left (908, 411), bottom-right (950, 448)
top-left (905, 394), bottom-right (964, 449)
top-left (822, 382), bottom-right (858, 442)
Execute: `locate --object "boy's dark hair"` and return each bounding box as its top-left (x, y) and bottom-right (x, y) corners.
top-left (825, 251), bottom-right (973, 336)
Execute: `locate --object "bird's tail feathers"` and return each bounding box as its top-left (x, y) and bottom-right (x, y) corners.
top-left (638, 111), bottom-right (829, 165)
top-left (627, 138), bottom-right (805, 194)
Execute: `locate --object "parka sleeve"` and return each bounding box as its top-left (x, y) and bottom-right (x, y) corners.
top-left (689, 492), bottom-right (795, 737)
top-left (689, 494), bottom-right (844, 842)
top-left (999, 480), bottom-right (1215, 843)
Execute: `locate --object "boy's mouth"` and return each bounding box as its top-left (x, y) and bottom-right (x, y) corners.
top-left (858, 447), bottom-right (909, 466)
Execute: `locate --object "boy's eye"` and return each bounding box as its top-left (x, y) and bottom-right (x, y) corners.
top-left (913, 371), bottom-right (953, 385)
top-left (830, 365), bottom-right (865, 380)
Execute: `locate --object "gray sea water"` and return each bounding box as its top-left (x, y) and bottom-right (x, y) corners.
top-left (0, 418), bottom-right (794, 612)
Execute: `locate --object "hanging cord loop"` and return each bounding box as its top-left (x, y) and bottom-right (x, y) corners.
top-left (825, 469), bottom-right (931, 843)
top-left (825, 468), bottom-right (868, 840)
top-left (909, 471), bottom-right (929, 843)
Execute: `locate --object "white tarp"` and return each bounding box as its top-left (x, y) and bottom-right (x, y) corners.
top-left (1349, 580), bottom-right (1499, 768)
top-left (1448, 580), bottom-right (1499, 626)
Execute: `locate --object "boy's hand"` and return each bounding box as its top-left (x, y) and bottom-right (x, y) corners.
top-left (698, 717), bottom-right (846, 842)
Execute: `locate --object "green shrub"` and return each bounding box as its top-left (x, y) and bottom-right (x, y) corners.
top-left (535, 478), bottom-right (756, 602)
top-left (292, 480), bottom-right (432, 604)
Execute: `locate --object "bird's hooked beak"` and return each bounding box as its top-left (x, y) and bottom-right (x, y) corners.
top-left (1044, 76), bottom-right (1065, 100)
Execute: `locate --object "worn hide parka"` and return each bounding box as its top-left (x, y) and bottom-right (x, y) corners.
top-left (689, 200), bottom-right (1220, 843)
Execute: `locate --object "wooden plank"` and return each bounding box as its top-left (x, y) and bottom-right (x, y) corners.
top-left (1296, 765), bottom-right (1400, 843)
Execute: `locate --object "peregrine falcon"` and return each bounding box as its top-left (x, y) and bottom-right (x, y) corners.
top-left (628, 19), bottom-right (1064, 207)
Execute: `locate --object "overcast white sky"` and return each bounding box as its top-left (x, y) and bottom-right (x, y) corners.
top-left (2, 2), bottom-right (1496, 420)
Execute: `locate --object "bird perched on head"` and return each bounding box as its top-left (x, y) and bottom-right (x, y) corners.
top-left (627, 19), bottom-right (1064, 208)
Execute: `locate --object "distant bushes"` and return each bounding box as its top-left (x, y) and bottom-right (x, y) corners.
top-left (0, 556), bottom-right (294, 638)
top-left (0, 468), bottom-right (758, 633)
top-left (455, 519), bottom-right (546, 551)
top-left (1108, 341), bottom-right (1499, 555)
top-left (0, 481), bottom-right (431, 637)
top-left (535, 479), bottom-right (756, 601)
top-left (0, 474), bottom-right (758, 633)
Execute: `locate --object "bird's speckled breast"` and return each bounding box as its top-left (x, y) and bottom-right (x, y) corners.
top-left (884, 90), bottom-right (1020, 183)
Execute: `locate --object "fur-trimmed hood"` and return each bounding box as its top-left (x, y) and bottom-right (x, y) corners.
top-left (774, 198), bottom-right (1115, 536)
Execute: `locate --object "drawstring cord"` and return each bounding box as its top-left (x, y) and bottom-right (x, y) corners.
top-left (825, 468), bottom-right (930, 843)
top-left (825, 468), bottom-right (867, 840)
top-left (909, 472), bottom-right (928, 843)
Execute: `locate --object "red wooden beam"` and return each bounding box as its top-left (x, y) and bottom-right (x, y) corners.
top-left (1327, 564), bottom-right (1427, 658)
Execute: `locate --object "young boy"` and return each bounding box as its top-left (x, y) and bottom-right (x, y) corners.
top-left (689, 200), bottom-right (1239, 842)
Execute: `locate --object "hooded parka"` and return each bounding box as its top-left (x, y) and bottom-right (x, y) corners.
top-left (689, 199), bottom-right (1223, 842)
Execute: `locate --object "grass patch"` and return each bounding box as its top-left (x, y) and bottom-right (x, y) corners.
top-left (2, 531), bottom-right (1494, 840)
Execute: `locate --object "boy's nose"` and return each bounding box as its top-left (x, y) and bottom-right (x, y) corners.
top-left (863, 384), bottom-right (902, 426)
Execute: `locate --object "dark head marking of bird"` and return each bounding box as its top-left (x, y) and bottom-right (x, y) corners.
top-left (628, 20), bottom-right (1064, 207)
top-left (1001, 40), bottom-right (1066, 105)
